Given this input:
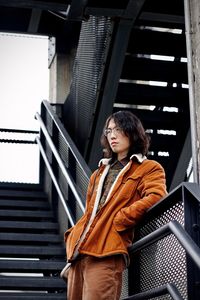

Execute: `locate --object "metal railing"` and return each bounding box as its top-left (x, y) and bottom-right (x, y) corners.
top-left (35, 100), bottom-right (91, 230)
top-left (129, 220), bottom-right (200, 270)
top-left (35, 112), bottom-right (85, 215)
top-left (36, 136), bottom-right (76, 226)
top-left (126, 182), bottom-right (200, 300)
top-left (0, 128), bottom-right (38, 144)
top-left (123, 283), bottom-right (184, 300)
top-left (0, 128), bottom-right (39, 183)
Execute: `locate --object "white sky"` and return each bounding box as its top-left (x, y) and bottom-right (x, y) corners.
top-left (0, 33), bottom-right (49, 129)
top-left (0, 33), bottom-right (49, 183)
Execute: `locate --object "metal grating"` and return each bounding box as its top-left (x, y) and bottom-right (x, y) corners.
top-left (64, 15), bottom-right (113, 155)
top-left (58, 133), bottom-right (69, 168)
top-left (46, 111), bottom-right (53, 137)
top-left (76, 163), bottom-right (89, 200)
top-left (139, 235), bottom-right (187, 299)
top-left (121, 269), bottom-right (129, 299)
top-left (131, 200), bottom-right (188, 299)
top-left (57, 130), bottom-right (89, 220)
top-left (140, 201), bottom-right (184, 237)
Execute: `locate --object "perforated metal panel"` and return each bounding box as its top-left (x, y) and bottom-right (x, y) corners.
top-left (56, 128), bottom-right (89, 221)
top-left (139, 235), bottom-right (187, 299)
top-left (121, 269), bottom-right (129, 299)
top-left (64, 15), bottom-right (113, 155)
top-left (130, 200), bottom-right (188, 300)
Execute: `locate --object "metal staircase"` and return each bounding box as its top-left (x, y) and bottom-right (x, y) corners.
top-left (0, 183), bottom-right (66, 299)
top-left (0, 1), bottom-right (198, 299)
top-left (0, 0), bottom-right (192, 192)
top-left (62, 0), bottom-right (191, 192)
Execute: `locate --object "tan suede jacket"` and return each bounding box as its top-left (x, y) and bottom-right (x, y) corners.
top-left (64, 155), bottom-right (167, 262)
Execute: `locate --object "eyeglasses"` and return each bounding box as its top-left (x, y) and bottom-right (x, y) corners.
top-left (104, 127), bottom-right (123, 137)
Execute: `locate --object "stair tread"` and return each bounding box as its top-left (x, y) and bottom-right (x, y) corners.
top-left (0, 232), bottom-right (63, 243)
top-left (0, 210), bottom-right (54, 218)
top-left (0, 276), bottom-right (66, 289)
top-left (0, 220), bottom-right (58, 231)
top-left (0, 293), bottom-right (66, 300)
top-left (117, 82), bottom-right (189, 108)
top-left (0, 245), bottom-right (66, 257)
top-left (0, 185), bottom-right (67, 295)
top-left (0, 199), bottom-right (50, 209)
top-left (0, 189), bottom-right (47, 199)
top-left (0, 259), bottom-right (65, 272)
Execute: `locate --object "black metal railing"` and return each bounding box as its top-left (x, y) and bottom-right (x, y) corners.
top-left (35, 100), bottom-right (91, 235)
top-left (123, 283), bottom-right (183, 300)
top-left (0, 128), bottom-right (39, 183)
top-left (129, 220), bottom-right (200, 269)
top-left (126, 182), bottom-right (200, 300)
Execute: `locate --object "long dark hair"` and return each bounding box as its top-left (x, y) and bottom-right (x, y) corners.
top-left (101, 110), bottom-right (150, 159)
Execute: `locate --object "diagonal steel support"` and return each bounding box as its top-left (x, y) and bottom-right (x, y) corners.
top-left (67, 0), bottom-right (88, 20)
top-left (88, 0), bottom-right (146, 169)
top-left (122, 283), bottom-right (183, 300)
top-left (28, 9), bottom-right (42, 33)
top-left (169, 129), bottom-right (191, 191)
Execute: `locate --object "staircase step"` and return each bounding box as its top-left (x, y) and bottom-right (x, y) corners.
top-left (0, 245), bottom-right (66, 258)
top-left (0, 199), bottom-right (50, 210)
top-left (0, 221), bottom-right (59, 232)
top-left (116, 82), bottom-right (189, 108)
top-left (0, 293), bottom-right (66, 300)
top-left (0, 259), bottom-right (65, 273)
top-left (0, 210), bottom-right (54, 220)
top-left (0, 185), bottom-right (68, 298)
top-left (0, 276), bottom-right (66, 290)
top-left (122, 56), bottom-right (188, 83)
top-left (0, 233), bottom-right (63, 244)
top-left (0, 189), bottom-right (47, 199)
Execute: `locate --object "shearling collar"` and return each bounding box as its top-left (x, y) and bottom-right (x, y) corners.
top-left (130, 153), bottom-right (147, 163)
top-left (98, 153), bottom-right (146, 167)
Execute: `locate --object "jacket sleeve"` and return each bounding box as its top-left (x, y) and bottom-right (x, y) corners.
top-left (113, 161), bottom-right (167, 231)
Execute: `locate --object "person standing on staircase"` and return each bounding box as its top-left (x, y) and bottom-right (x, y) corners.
top-left (62, 110), bottom-right (167, 300)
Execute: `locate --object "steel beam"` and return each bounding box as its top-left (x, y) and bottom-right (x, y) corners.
top-left (0, 0), bottom-right (68, 12)
top-left (169, 129), bottom-right (191, 191)
top-left (28, 8), bottom-right (42, 33)
top-left (88, 0), bottom-right (146, 169)
top-left (67, 0), bottom-right (88, 20)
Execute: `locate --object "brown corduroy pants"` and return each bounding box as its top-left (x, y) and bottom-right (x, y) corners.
top-left (67, 255), bottom-right (125, 300)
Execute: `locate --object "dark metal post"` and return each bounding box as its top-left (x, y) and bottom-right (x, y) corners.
top-left (88, 0), bottom-right (146, 170)
top-left (183, 184), bottom-right (200, 300)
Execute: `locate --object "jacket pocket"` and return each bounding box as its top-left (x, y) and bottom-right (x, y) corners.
top-left (112, 222), bottom-right (134, 248)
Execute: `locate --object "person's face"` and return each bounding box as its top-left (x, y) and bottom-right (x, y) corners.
top-left (105, 118), bottom-right (130, 160)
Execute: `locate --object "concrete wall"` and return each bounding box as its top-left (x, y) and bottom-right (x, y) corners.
top-left (185, 0), bottom-right (200, 183)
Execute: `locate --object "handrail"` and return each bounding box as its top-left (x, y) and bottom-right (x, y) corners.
top-left (0, 139), bottom-right (36, 144)
top-left (0, 128), bottom-right (38, 144)
top-left (129, 220), bottom-right (200, 270)
top-left (42, 100), bottom-right (91, 180)
top-left (36, 137), bottom-right (75, 226)
top-left (35, 112), bottom-right (85, 214)
top-left (122, 283), bottom-right (183, 300)
top-left (0, 128), bottom-right (39, 134)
